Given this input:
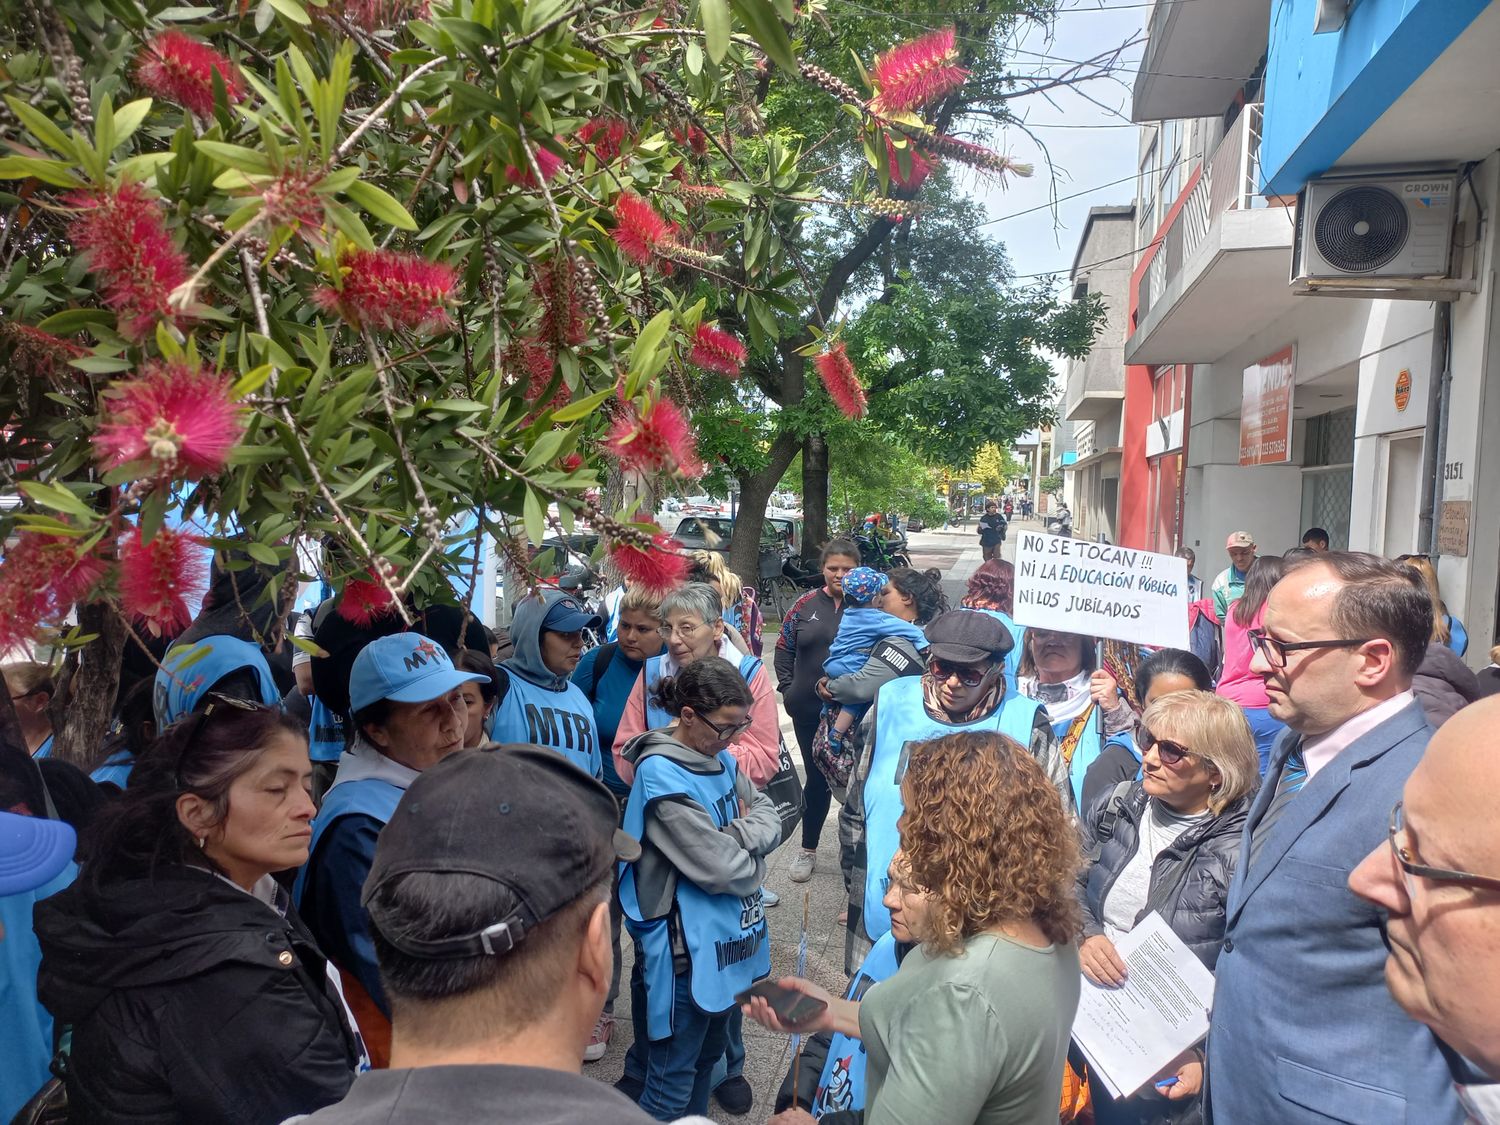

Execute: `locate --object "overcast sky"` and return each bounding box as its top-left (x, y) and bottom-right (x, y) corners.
top-left (969, 0), bottom-right (1148, 283)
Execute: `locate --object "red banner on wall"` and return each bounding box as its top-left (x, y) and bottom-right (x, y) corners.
top-left (1240, 345), bottom-right (1295, 466)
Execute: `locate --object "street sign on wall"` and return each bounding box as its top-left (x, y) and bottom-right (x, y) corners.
top-left (1240, 345), bottom-right (1295, 466)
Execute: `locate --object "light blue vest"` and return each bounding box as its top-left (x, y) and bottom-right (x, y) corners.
top-left (89, 748), bottom-right (134, 789)
top-left (31, 734), bottom-right (52, 760)
top-left (641, 652), bottom-right (762, 731)
top-left (1051, 705), bottom-right (1102, 811)
top-left (863, 675), bottom-right (1041, 940)
top-left (490, 672), bottom-right (601, 779)
top-left (972, 608), bottom-right (1024, 689)
top-left (308, 697), bottom-right (346, 764)
top-left (292, 776), bottom-right (405, 908)
top-left (812, 932), bottom-right (901, 1118)
top-left (619, 748), bottom-right (770, 1040)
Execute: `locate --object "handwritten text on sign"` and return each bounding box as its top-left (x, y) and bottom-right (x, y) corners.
top-left (1013, 533), bottom-right (1189, 650)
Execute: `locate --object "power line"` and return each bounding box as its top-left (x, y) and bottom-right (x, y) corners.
top-left (979, 170), bottom-right (1142, 227)
top-left (1008, 235), bottom-right (1160, 282)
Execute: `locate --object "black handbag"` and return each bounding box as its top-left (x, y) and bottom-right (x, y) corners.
top-left (763, 734), bottom-right (804, 848)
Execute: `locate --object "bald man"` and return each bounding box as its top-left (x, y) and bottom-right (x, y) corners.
top-left (1351, 696), bottom-right (1500, 1110)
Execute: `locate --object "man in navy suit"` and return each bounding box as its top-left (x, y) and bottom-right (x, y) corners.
top-left (1205, 552), bottom-right (1463, 1123)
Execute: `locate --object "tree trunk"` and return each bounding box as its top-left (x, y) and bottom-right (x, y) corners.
top-left (801, 431), bottom-right (830, 551)
top-left (53, 601), bottom-right (127, 768)
top-left (727, 430), bottom-right (800, 589)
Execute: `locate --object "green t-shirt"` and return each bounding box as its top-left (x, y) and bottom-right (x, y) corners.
top-left (858, 932), bottom-right (1081, 1125)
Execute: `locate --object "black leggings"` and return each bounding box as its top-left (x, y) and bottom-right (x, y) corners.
top-left (792, 708), bottom-right (832, 850)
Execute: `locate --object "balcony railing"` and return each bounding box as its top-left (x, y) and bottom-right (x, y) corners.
top-left (1138, 104), bottom-right (1264, 326)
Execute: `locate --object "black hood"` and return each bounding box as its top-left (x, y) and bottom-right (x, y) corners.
top-left (34, 865), bottom-right (297, 1025)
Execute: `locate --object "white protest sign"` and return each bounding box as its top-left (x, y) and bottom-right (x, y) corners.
top-left (1013, 532), bottom-right (1189, 650)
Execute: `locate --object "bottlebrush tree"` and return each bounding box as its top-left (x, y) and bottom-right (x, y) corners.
top-left (0, 0), bottom-right (1084, 761)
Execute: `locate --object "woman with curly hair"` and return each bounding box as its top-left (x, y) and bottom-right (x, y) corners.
top-left (747, 730), bottom-right (1082, 1125)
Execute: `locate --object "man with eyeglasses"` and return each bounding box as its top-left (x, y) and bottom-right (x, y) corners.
top-left (1349, 696), bottom-right (1500, 1119)
top-left (842, 610), bottom-right (1059, 971)
top-left (1205, 552), bottom-right (1462, 1124)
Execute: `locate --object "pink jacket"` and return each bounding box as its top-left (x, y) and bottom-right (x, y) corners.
top-left (611, 647), bottom-right (782, 788)
top-left (1217, 603), bottom-right (1271, 709)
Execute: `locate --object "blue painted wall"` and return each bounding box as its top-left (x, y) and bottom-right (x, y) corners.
top-left (1260, 0), bottom-right (1492, 194)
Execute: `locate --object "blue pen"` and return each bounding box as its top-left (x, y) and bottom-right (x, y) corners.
top-left (1155, 1078), bottom-right (1179, 1091)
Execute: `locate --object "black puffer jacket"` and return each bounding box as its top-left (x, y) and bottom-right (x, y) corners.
top-left (1077, 782), bottom-right (1250, 970)
top-left (34, 866), bottom-right (359, 1124)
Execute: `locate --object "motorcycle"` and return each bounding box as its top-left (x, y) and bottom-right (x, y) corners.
top-left (854, 532), bottom-right (911, 570)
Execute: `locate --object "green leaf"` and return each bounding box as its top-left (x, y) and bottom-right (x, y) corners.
top-left (4, 96), bottom-right (74, 157)
top-left (18, 481), bottom-right (94, 520)
top-left (67, 354), bottom-right (133, 374)
top-left (267, 0), bottom-right (312, 25)
top-left (548, 386), bottom-right (612, 423)
top-left (194, 140), bottom-right (274, 174)
top-left (522, 487), bottom-right (545, 545)
top-left (111, 99), bottom-right (153, 150)
top-left (324, 199), bottom-right (375, 250)
top-left (344, 179), bottom-right (418, 231)
top-left (244, 540), bottom-right (280, 565)
top-left (701, 0), bottom-right (730, 63)
top-left (629, 307), bottom-right (674, 375)
top-left (0, 156), bottom-right (84, 188)
top-left (728, 0), bottom-right (795, 74)
top-left (35, 309), bottom-right (114, 334)
top-left (522, 428), bottom-right (567, 471)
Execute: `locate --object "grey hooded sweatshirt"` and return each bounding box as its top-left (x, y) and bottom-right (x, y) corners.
top-left (620, 729), bottom-right (782, 920)
top-left (501, 588), bottom-right (580, 693)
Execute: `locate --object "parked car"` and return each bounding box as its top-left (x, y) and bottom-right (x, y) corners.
top-left (674, 515), bottom-right (793, 558)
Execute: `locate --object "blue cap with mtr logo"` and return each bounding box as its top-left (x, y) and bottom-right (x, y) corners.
top-left (349, 632), bottom-right (488, 714)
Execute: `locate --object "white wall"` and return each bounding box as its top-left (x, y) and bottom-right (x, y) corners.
top-left (1183, 462), bottom-right (1304, 564)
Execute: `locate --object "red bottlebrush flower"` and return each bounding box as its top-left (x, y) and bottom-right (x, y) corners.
top-left (578, 117), bottom-right (629, 163)
top-left (671, 125), bottom-right (710, 156)
top-left (560, 453), bottom-right (585, 472)
top-left (260, 169), bottom-right (327, 246)
top-left (505, 143), bottom-right (565, 188)
top-left (67, 183), bottom-right (191, 340)
top-left (676, 181), bottom-right (729, 200)
top-left (507, 336), bottom-right (571, 425)
top-left (336, 0), bottom-right (431, 31)
top-left (815, 342), bottom-right (868, 419)
top-left (610, 192), bottom-right (677, 268)
top-left (133, 31), bottom-right (244, 117)
top-left (336, 568), bottom-right (397, 626)
top-left (604, 396), bottom-right (703, 478)
top-left (119, 527), bottom-right (205, 638)
top-left (94, 359), bottom-right (244, 480)
top-left (609, 534), bottom-right (689, 595)
top-left (0, 531), bottom-right (108, 652)
top-left (1, 323), bottom-right (88, 381)
top-left (314, 248), bottom-right (457, 334)
top-left (688, 324), bottom-right (746, 378)
top-left (914, 133), bottom-right (1033, 180)
top-left (869, 27), bottom-right (968, 116)
top-left (535, 255), bottom-right (590, 348)
top-left (885, 136), bottom-right (937, 189)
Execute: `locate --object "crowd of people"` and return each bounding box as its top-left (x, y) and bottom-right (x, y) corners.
top-left (4, 525), bottom-right (1500, 1125)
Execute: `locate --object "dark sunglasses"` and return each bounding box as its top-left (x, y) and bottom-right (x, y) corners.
top-left (928, 658), bottom-right (993, 688)
top-left (690, 709), bottom-right (753, 740)
top-left (174, 694), bottom-right (268, 788)
top-left (1138, 727), bottom-right (1194, 767)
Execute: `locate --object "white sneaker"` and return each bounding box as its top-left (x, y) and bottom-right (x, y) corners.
top-left (788, 849), bottom-right (816, 883)
top-left (761, 886), bottom-right (781, 907)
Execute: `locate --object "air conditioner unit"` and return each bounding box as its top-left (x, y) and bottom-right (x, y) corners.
top-left (1294, 173), bottom-right (1456, 283)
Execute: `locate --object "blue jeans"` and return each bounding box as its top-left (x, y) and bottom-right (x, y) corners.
top-left (710, 1007), bottom-right (746, 1089)
top-left (629, 955), bottom-right (731, 1120)
top-left (1243, 706), bottom-right (1287, 776)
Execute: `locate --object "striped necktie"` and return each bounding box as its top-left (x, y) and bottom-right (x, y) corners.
top-left (1247, 740), bottom-right (1306, 872)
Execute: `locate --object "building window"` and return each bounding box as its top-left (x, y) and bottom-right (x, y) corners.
top-left (1139, 138), bottom-right (1159, 245)
top-left (1300, 407), bottom-right (1355, 549)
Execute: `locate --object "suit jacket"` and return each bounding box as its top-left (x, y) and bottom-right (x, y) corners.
top-left (1206, 701), bottom-right (1463, 1124)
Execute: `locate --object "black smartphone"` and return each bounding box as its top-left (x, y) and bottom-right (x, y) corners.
top-left (734, 980), bottom-right (828, 1026)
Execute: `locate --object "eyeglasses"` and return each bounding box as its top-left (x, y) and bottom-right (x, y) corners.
top-left (690, 710), bottom-right (753, 740)
top-left (928, 659), bottom-right (993, 688)
top-left (657, 621), bottom-right (704, 641)
top-left (1387, 801), bottom-right (1500, 901)
top-left (1247, 628), bottom-right (1376, 670)
top-left (174, 694), bottom-right (265, 788)
top-left (1138, 728), bottom-right (1194, 767)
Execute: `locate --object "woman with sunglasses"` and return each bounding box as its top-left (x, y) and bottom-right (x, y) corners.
top-left (1075, 690), bottom-right (1258, 1123)
top-left (617, 657), bottom-right (782, 1120)
top-left (34, 699), bottom-right (364, 1124)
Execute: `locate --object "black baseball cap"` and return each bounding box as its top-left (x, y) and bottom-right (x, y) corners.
top-left (362, 746), bottom-right (640, 959)
top-left (924, 609), bottom-right (1015, 663)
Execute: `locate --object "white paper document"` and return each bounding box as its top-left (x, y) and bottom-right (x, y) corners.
top-left (1070, 912), bottom-right (1216, 1099)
